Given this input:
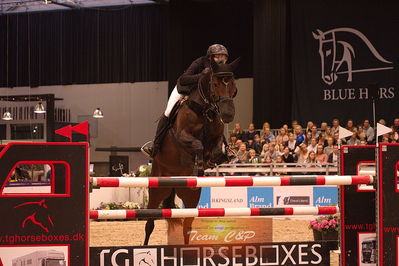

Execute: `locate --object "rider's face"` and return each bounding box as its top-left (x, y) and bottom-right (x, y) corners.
top-left (213, 54), bottom-right (228, 64)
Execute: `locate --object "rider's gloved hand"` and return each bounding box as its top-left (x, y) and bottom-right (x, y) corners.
top-left (201, 67), bottom-right (211, 75)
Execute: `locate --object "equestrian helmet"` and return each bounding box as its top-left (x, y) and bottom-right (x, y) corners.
top-left (207, 44), bottom-right (229, 57)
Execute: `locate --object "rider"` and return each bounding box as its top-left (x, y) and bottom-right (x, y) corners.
top-left (143, 44), bottom-right (229, 157)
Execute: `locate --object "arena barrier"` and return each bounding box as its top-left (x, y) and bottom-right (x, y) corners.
top-left (92, 175), bottom-right (373, 188)
top-left (90, 206), bottom-right (338, 219)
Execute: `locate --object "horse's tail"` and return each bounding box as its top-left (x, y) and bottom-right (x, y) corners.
top-left (162, 189), bottom-right (182, 228)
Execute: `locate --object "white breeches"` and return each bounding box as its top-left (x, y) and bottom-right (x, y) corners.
top-left (164, 85), bottom-right (184, 117)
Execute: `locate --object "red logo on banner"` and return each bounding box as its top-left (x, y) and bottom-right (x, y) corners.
top-left (14, 199), bottom-right (55, 232)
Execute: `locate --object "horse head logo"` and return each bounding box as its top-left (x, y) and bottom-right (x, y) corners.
top-left (14, 199), bottom-right (54, 232)
top-left (135, 251), bottom-right (155, 266)
top-left (312, 27), bottom-right (393, 85)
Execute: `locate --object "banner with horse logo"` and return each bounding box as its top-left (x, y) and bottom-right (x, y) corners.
top-left (290, 1), bottom-right (399, 124)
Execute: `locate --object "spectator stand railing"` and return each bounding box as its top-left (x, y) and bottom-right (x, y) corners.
top-left (205, 163), bottom-right (338, 176)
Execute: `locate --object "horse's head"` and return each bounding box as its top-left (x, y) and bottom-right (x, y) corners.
top-left (206, 58), bottom-right (240, 123)
top-left (312, 29), bottom-right (337, 85)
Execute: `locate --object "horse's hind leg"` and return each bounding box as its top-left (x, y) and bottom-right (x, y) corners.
top-left (144, 188), bottom-right (172, 245)
top-left (177, 188), bottom-right (202, 245)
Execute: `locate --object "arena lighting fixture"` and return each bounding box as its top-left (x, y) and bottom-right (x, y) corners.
top-left (2, 111), bottom-right (13, 121)
top-left (93, 108), bottom-right (104, 118)
top-left (34, 102), bottom-right (46, 113)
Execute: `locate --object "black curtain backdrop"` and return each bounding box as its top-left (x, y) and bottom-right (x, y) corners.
top-left (253, 0), bottom-right (292, 129)
top-left (0, 5), bottom-right (167, 87)
top-left (167, 0), bottom-right (253, 93)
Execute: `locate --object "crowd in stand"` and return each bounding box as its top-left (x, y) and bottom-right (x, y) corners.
top-left (227, 118), bottom-right (399, 165)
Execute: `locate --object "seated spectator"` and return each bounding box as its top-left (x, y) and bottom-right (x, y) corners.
top-left (291, 120), bottom-right (299, 130)
top-left (323, 137), bottom-right (334, 155)
top-left (392, 118), bottom-right (399, 134)
top-left (231, 123), bottom-right (244, 140)
top-left (305, 151), bottom-right (317, 164)
top-left (274, 143), bottom-right (284, 156)
top-left (282, 146), bottom-right (295, 163)
top-left (260, 143), bottom-right (269, 158)
top-left (363, 120), bottom-right (375, 143)
top-left (265, 143), bottom-right (278, 161)
top-left (331, 119), bottom-right (340, 136)
top-left (304, 131), bottom-right (313, 146)
top-left (347, 131), bottom-right (360, 146)
top-left (276, 127), bottom-right (289, 145)
top-left (315, 144), bottom-right (328, 163)
top-left (228, 135), bottom-right (237, 147)
top-left (307, 138), bottom-right (318, 153)
top-left (381, 135), bottom-right (391, 143)
top-left (282, 124), bottom-right (289, 133)
top-left (346, 119), bottom-right (355, 132)
top-left (248, 149), bottom-right (261, 164)
top-left (243, 123), bottom-right (258, 142)
top-left (295, 143), bottom-right (309, 164)
top-left (260, 122), bottom-right (271, 137)
top-left (310, 125), bottom-right (320, 139)
top-left (261, 127), bottom-right (275, 143)
top-left (252, 134), bottom-right (263, 154)
top-left (306, 121), bottom-right (314, 132)
top-left (294, 125), bottom-right (305, 145)
top-left (359, 140), bottom-right (368, 145)
top-left (263, 155), bottom-right (272, 164)
top-left (320, 122), bottom-right (328, 133)
top-left (236, 143), bottom-right (249, 163)
top-left (287, 132), bottom-right (297, 152)
top-left (318, 133), bottom-right (327, 147)
top-left (328, 144), bottom-right (339, 164)
top-left (358, 132), bottom-right (367, 144)
top-left (233, 139), bottom-right (243, 153)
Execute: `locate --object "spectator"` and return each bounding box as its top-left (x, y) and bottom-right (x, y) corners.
top-left (287, 133), bottom-right (297, 152)
top-left (231, 123), bottom-right (244, 140)
top-left (252, 134), bottom-right (263, 154)
top-left (324, 137), bottom-right (334, 155)
top-left (260, 122), bottom-right (271, 137)
top-left (236, 143), bottom-right (249, 163)
top-left (318, 133), bottom-right (327, 147)
top-left (248, 149), bottom-right (261, 164)
top-left (265, 143), bottom-right (278, 161)
top-left (331, 119), bottom-right (340, 136)
top-left (282, 147), bottom-right (295, 163)
top-left (295, 125), bottom-right (305, 145)
top-left (306, 121), bottom-right (314, 132)
top-left (363, 120), bottom-right (375, 143)
top-left (262, 127), bottom-right (276, 143)
top-left (263, 155), bottom-right (272, 164)
top-left (282, 124), bottom-right (289, 133)
top-left (381, 135), bottom-right (390, 143)
top-left (310, 125), bottom-right (320, 139)
top-left (347, 131), bottom-right (360, 145)
top-left (304, 131), bottom-right (313, 146)
top-left (276, 127), bottom-right (288, 145)
top-left (346, 119), bottom-right (355, 132)
top-left (295, 143), bottom-right (309, 164)
top-left (291, 120), bottom-right (299, 130)
top-left (392, 118), bottom-right (399, 134)
top-left (260, 143), bottom-right (269, 158)
top-left (320, 122), bottom-right (328, 133)
top-left (233, 139), bottom-right (243, 153)
top-left (307, 138), bottom-right (318, 153)
top-left (243, 123), bottom-right (258, 142)
top-left (315, 144), bottom-right (328, 163)
top-left (360, 140), bottom-right (368, 145)
top-left (305, 151), bottom-right (317, 164)
top-left (328, 144), bottom-right (339, 164)
top-left (358, 132), bottom-right (367, 143)
top-left (378, 119), bottom-right (386, 126)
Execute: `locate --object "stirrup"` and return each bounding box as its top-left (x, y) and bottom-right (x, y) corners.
top-left (141, 141), bottom-right (153, 158)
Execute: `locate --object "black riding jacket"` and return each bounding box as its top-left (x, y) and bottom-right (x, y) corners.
top-left (177, 56), bottom-right (210, 95)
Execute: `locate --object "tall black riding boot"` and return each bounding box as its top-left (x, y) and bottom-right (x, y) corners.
top-left (142, 115), bottom-right (169, 157)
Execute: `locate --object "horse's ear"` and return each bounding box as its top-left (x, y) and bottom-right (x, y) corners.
top-left (210, 58), bottom-right (219, 72)
top-left (312, 29), bottom-right (323, 40)
top-left (229, 57), bottom-right (240, 72)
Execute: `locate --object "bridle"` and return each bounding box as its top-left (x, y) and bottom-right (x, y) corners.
top-left (197, 70), bottom-right (235, 122)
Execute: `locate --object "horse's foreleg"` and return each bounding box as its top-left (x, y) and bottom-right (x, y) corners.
top-left (177, 130), bottom-right (204, 176)
top-left (144, 188), bottom-right (173, 246)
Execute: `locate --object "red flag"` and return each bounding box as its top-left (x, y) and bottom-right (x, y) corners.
top-left (55, 125), bottom-right (72, 140)
top-left (72, 121), bottom-right (89, 136)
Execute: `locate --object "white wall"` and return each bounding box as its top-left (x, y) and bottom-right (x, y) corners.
top-left (0, 78), bottom-right (253, 166)
top-left (0, 82), bottom-right (168, 163)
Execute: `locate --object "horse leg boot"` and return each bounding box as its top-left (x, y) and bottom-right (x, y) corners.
top-left (142, 115), bottom-right (169, 157)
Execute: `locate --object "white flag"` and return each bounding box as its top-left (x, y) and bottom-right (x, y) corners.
top-left (377, 123), bottom-right (392, 137)
top-left (338, 126), bottom-right (353, 139)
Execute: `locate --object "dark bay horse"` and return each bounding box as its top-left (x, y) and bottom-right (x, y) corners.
top-left (144, 58), bottom-right (239, 245)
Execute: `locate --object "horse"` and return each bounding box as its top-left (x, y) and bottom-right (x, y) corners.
top-left (143, 58), bottom-right (239, 245)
